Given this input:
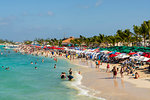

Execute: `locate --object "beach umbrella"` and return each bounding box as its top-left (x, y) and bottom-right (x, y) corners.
top-left (128, 52), bottom-right (137, 55)
top-left (116, 54), bottom-right (129, 59)
top-left (121, 55), bottom-right (130, 58)
top-left (115, 52), bottom-right (121, 55)
top-left (35, 46), bottom-right (41, 48)
top-left (141, 57), bottom-right (150, 62)
top-left (137, 56), bottom-right (150, 62)
top-left (147, 60), bottom-right (150, 62)
top-left (137, 56), bottom-right (145, 61)
top-left (109, 54), bottom-right (117, 57)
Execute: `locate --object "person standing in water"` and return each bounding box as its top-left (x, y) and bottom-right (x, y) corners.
top-left (113, 66), bottom-right (117, 79)
top-left (54, 64), bottom-right (56, 68)
top-left (120, 67), bottom-right (124, 78)
top-left (69, 68), bottom-right (73, 75)
top-left (106, 63), bottom-right (110, 72)
top-left (42, 59), bottom-right (44, 63)
top-left (31, 61), bottom-right (33, 64)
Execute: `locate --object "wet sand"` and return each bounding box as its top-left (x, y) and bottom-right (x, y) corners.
top-left (70, 58), bottom-right (150, 100)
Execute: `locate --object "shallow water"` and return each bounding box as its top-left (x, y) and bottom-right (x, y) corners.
top-left (0, 46), bottom-right (102, 100)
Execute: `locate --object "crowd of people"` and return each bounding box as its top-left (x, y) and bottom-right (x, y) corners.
top-left (13, 45), bottom-right (150, 80)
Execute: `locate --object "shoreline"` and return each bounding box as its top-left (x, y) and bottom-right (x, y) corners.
top-left (68, 58), bottom-right (150, 100)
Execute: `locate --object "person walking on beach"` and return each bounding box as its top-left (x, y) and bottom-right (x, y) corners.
top-left (113, 66), bottom-right (117, 79)
top-left (106, 63), bottom-right (110, 72)
top-left (95, 60), bottom-right (99, 68)
top-left (120, 67), bottom-right (124, 78)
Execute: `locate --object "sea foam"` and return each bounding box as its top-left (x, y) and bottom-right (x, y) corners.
top-left (70, 71), bottom-right (105, 100)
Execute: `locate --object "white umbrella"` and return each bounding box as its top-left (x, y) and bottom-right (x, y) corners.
top-left (130, 56), bottom-right (140, 60)
top-left (137, 56), bottom-right (145, 61)
top-left (138, 56), bottom-right (150, 61)
top-left (122, 55), bottom-right (130, 58)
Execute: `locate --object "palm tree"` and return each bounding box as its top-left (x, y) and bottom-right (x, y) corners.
top-left (24, 40), bottom-right (32, 45)
top-left (116, 30), bottom-right (125, 46)
top-left (141, 21), bottom-right (148, 47)
top-left (133, 25), bottom-right (141, 46)
top-left (124, 29), bottom-right (133, 46)
top-left (58, 40), bottom-right (62, 47)
top-left (106, 35), bottom-right (116, 46)
top-left (35, 38), bottom-right (44, 45)
top-left (97, 34), bottom-right (105, 47)
top-left (145, 20), bottom-right (150, 45)
top-left (84, 38), bottom-right (90, 47)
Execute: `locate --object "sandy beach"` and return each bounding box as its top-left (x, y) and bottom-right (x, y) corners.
top-left (69, 58), bottom-right (150, 100)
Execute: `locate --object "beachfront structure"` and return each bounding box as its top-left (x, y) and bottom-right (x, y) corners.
top-left (62, 37), bottom-right (74, 46)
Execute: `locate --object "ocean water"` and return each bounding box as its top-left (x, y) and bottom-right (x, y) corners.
top-left (0, 45), bottom-right (103, 100)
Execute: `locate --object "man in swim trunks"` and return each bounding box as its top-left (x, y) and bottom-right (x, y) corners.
top-left (67, 74), bottom-right (74, 81)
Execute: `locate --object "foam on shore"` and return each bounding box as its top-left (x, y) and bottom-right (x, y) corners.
top-left (67, 71), bottom-right (105, 100)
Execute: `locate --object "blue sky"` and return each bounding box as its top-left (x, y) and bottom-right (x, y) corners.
top-left (0, 0), bottom-right (150, 41)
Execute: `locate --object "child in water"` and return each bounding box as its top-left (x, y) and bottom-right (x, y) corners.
top-left (60, 72), bottom-right (66, 79)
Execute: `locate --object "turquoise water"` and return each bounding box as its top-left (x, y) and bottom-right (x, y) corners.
top-left (0, 46), bottom-right (100, 100)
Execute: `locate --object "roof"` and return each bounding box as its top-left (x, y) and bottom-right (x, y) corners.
top-left (62, 37), bottom-right (74, 44)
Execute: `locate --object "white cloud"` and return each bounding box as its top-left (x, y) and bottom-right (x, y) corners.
top-left (96, 0), bottom-right (102, 7)
top-left (47, 11), bottom-right (54, 16)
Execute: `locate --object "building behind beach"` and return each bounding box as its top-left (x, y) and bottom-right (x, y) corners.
top-left (62, 37), bottom-right (74, 46)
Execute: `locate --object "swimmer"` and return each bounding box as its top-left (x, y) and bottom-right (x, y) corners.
top-left (67, 74), bottom-right (74, 81)
top-left (78, 71), bottom-right (81, 74)
top-left (35, 67), bottom-right (37, 69)
top-left (6, 67), bottom-right (9, 70)
top-left (2, 66), bottom-right (4, 68)
top-left (35, 62), bottom-right (37, 64)
top-left (42, 59), bottom-right (44, 63)
top-left (56, 58), bottom-right (57, 62)
top-left (60, 72), bottom-right (66, 79)
top-left (31, 61), bottom-right (33, 64)
top-left (54, 64), bottom-right (56, 68)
